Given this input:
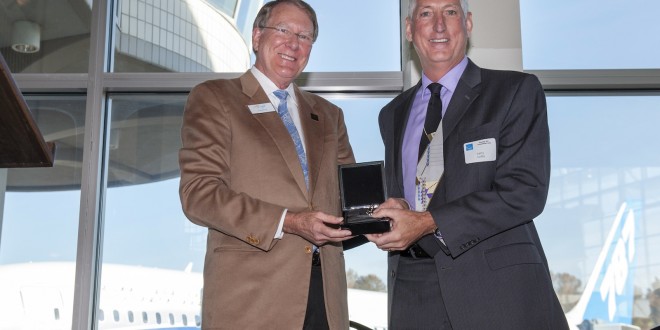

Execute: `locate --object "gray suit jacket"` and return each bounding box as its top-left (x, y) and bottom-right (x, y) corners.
top-left (179, 71), bottom-right (354, 329)
top-left (378, 59), bottom-right (569, 329)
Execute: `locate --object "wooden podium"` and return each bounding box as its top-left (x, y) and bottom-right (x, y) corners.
top-left (0, 53), bottom-right (55, 168)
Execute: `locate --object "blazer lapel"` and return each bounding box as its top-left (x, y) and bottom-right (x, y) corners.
top-left (297, 88), bottom-right (323, 197)
top-left (442, 59), bottom-right (481, 141)
top-left (240, 72), bottom-right (309, 198)
top-left (428, 60), bottom-right (481, 209)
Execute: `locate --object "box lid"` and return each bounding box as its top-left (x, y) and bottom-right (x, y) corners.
top-left (338, 161), bottom-right (387, 211)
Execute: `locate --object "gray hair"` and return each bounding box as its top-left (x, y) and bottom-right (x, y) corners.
top-left (408, 0), bottom-right (469, 20)
top-left (253, 0), bottom-right (319, 42)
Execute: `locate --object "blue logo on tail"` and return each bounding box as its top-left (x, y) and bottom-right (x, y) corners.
top-left (566, 203), bottom-right (637, 327)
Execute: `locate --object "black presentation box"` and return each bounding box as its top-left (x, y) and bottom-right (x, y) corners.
top-left (338, 161), bottom-right (391, 235)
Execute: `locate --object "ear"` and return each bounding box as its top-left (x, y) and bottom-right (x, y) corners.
top-left (252, 28), bottom-right (262, 53)
top-left (465, 12), bottom-right (473, 38)
top-left (405, 17), bottom-right (413, 42)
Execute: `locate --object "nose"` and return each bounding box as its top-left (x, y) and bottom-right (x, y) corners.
top-left (433, 15), bottom-right (446, 32)
top-left (284, 35), bottom-right (300, 49)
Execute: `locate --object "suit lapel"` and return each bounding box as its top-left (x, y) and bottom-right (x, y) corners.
top-left (240, 72), bottom-right (309, 198)
top-left (442, 59), bottom-right (481, 141)
top-left (428, 60), bottom-right (481, 208)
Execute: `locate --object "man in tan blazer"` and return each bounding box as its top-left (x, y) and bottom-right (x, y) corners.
top-left (178, 1), bottom-right (355, 329)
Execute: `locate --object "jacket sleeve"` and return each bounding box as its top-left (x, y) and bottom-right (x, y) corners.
top-left (178, 82), bottom-right (284, 251)
top-left (432, 74), bottom-right (551, 258)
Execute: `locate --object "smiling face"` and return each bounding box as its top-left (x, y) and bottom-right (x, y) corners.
top-left (252, 3), bottom-right (314, 89)
top-left (406, 0), bottom-right (472, 81)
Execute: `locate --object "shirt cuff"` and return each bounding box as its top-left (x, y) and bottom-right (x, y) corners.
top-left (434, 227), bottom-right (446, 245)
top-left (397, 198), bottom-right (411, 210)
top-left (274, 209), bottom-right (286, 239)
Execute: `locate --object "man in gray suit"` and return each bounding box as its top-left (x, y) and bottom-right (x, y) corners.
top-left (366, 0), bottom-right (570, 328)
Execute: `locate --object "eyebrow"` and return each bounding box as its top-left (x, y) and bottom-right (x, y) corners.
top-left (417, 3), bottom-right (460, 12)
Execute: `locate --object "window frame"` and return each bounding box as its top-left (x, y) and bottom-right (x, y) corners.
top-left (5, 0), bottom-right (660, 329)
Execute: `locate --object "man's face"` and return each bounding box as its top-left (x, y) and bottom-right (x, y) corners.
top-left (406, 0), bottom-right (472, 80)
top-left (252, 3), bottom-right (314, 89)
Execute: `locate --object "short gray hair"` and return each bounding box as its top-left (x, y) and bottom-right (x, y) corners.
top-left (253, 0), bottom-right (319, 42)
top-left (408, 0), bottom-right (469, 20)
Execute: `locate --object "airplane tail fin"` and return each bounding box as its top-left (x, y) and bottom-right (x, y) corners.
top-left (565, 202), bottom-right (637, 328)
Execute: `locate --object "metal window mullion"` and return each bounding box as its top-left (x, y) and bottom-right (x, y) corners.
top-left (71, 0), bottom-right (112, 329)
top-left (99, 71), bottom-right (404, 93)
top-left (530, 69), bottom-right (660, 91)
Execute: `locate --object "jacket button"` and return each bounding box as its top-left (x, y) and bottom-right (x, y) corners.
top-left (305, 246), bottom-right (313, 254)
top-left (391, 270), bottom-right (396, 278)
top-left (246, 235), bottom-right (260, 245)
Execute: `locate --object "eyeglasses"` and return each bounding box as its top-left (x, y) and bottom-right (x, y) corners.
top-left (261, 26), bottom-right (314, 45)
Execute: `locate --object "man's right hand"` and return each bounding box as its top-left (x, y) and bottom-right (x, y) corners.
top-left (365, 198), bottom-right (436, 252)
top-left (283, 211), bottom-right (353, 246)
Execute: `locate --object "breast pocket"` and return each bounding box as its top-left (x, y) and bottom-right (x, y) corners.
top-left (456, 122), bottom-right (498, 189)
top-left (459, 122), bottom-right (498, 157)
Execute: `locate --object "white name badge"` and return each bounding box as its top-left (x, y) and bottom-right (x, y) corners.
top-left (248, 103), bottom-right (276, 114)
top-left (464, 138), bottom-right (496, 164)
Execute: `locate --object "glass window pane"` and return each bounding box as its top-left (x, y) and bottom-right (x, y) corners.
top-left (99, 94), bottom-right (203, 328)
top-left (520, 0), bottom-right (660, 70)
top-left (98, 93), bottom-right (391, 329)
top-left (324, 96), bottom-right (391, 329)
top-left (111, 0), bottom-right (400, 73)
top-left (207, 0), bottom-right (238, 17)
top-left (112, 0), bottom-right (253, 72)
top-left (538, 94), bottom-right (660, 328)
top-left (304, 0), bottom-right (401, 72)
top-left (0, 95), bottom-right (86, 328)
top-left (0, 2), bottom-right (92, 73)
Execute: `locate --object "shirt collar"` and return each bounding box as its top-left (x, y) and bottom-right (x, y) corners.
top-left (250, 66), bottom-right (296, 99)
top-left (421, 56), bottom-right (468, 95)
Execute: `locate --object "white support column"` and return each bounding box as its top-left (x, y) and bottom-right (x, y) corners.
top-left (401, 0), bottom-right (421, 90)
top-left (468, 0), bottom-right (523, 71)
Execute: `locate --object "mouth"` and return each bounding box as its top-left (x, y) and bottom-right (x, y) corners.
top-left (430, 38), bottom-right (449, 43)
top-left (278, 53), bottom-right (296, 61)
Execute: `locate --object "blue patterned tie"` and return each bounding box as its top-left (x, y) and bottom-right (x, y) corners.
top-left (274, 90), bottom-right (309, 188)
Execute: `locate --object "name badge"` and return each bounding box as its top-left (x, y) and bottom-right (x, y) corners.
top-left (464, 138), bottom-right (496, 164)
top-left (248, 103), bottom-right (276, 114)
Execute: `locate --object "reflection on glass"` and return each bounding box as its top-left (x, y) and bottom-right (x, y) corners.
top-left (110, 0), bottom-right (401, 73)
top-left (111, 0), bottom-right (252, 72)
top-left (537, 94), bottom-right (660, 329)
top-left (99, 94), bottom-right (204, 329)
top-left (0, 95), bottom-right (86, 328)
top-left (207, 0), bottom-right (239, 17)
top-left (0, 1), bottom-right (92, 73)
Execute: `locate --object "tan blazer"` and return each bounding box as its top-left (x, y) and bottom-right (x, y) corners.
top-left (179, 71), bottom-right (355, 329)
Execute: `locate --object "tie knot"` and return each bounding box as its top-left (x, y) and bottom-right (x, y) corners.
top-left (273, 89), bottom-right (288, 101)
top-left (427, 83), bottom-right (442, 96)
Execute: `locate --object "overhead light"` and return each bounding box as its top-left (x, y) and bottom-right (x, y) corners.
top-left (11, 20), bottom-right (41, 54)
